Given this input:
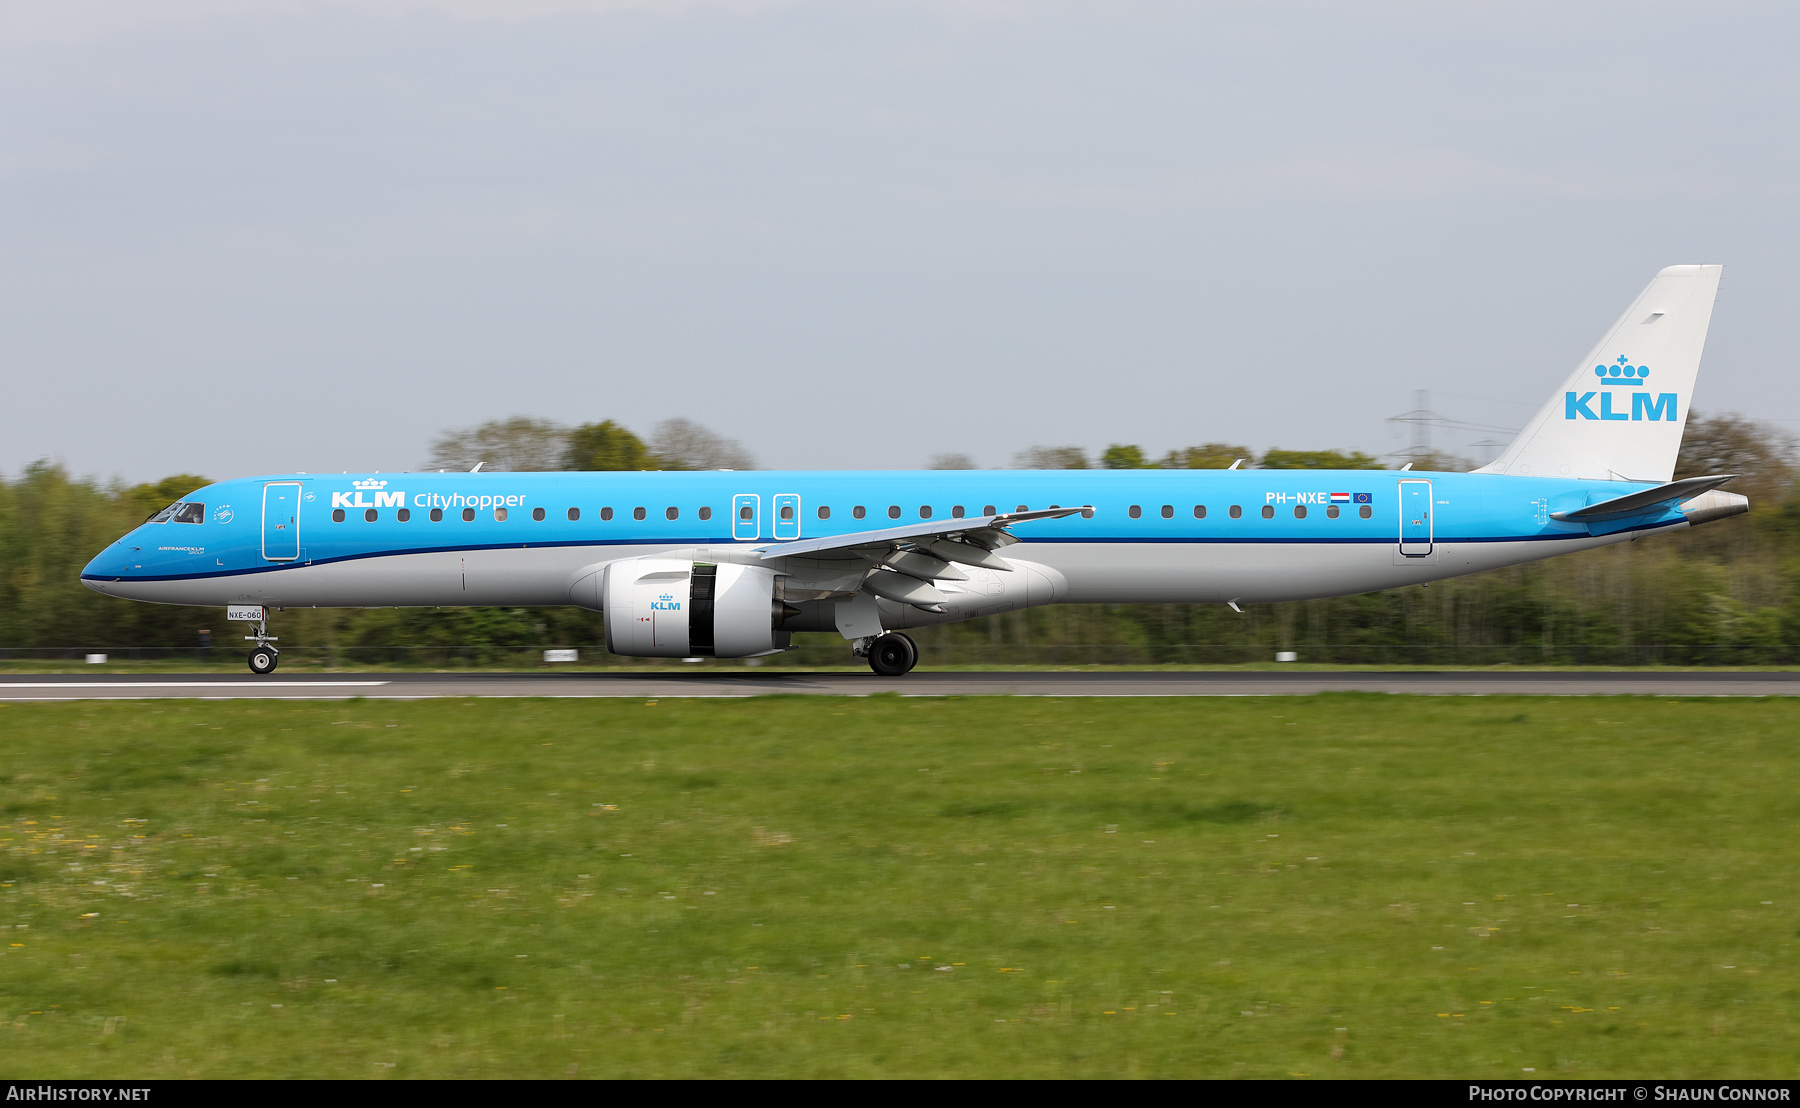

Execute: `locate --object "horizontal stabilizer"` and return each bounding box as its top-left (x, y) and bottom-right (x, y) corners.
top-left (1550, 474), bottom-right (1737, 522)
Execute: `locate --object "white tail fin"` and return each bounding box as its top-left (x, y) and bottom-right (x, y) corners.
top-left (1478, 264), bottom-right (1722, 483)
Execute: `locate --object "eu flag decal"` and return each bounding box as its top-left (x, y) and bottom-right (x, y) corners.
top-left (1353, 493), bottom-right (1373, 504)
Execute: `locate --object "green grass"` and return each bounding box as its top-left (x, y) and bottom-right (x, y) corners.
top-left (1, 695), bottom-right (1796, 1078)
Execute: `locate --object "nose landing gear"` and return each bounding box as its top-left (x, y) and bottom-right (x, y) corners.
top-left (863, 632), bottom-right (917, 677)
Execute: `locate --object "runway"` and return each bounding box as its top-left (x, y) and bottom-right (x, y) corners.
top-left (3, 669), bottom-right (1800, 700)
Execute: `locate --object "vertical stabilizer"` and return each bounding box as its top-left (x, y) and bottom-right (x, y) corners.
top-left (1478, 265), bottom-right (1722, 483)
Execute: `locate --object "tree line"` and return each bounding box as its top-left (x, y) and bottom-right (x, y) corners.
top-left (3, 413), bottom-right (1796, 665)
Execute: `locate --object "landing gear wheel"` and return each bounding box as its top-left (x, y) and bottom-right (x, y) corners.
top-left (248, 648), bottom-right (279, 675)
top-left (868, 632), bottom-right (917, 677)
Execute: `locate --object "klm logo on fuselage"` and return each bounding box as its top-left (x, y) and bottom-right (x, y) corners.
top-left (332, 478), bottom-right (405, 510)
top-left (1565, 356), bottom-right (1677, 422)
top-left (651, 592), bottom-right (681, 612)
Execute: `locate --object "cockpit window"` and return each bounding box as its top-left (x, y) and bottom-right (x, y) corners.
top-left (146, 500), bottom-right (205, 524)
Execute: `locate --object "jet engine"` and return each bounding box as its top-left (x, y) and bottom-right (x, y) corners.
top-left (599, 558), bottom-right (798, 658)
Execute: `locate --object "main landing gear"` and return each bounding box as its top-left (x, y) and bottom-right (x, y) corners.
top-left (861, 632), bottom-right (918, 677)
top-left (246, 613), bottom-right (280, 675)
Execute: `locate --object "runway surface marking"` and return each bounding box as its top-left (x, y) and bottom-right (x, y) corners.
top-left (3, 672), bottom-right (1799, 700)
top-left (0, 681), bottom-right (391, 689)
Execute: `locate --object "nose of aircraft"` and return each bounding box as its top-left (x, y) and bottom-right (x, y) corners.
top-left (81, 536), bottom-right (140, 591)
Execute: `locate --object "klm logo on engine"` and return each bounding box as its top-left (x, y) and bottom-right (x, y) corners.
top-left (1566, 356), bottom-right (1677, 422)
top-left (332, 478), bottom-right (405, 509)
top-left (651, 592), bottom-right (681, 612)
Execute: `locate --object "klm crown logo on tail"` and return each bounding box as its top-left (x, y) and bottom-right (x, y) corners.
top-left (1565, 356), bottom-right (1677, 423)
top-left (1595, 355), bottom-right (1650, 385)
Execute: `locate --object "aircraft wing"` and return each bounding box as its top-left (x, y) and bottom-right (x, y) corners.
top-left (756, 505), bottom-right (1090, 614)
top-left (756, 506), bottom-right (1088, 561)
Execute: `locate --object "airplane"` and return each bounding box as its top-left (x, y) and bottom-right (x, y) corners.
top-left (83, 265), bottom-right (1746, 677)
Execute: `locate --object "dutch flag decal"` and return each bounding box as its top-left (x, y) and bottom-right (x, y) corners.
top-left (1330, 492), bottom-right (1351, 503)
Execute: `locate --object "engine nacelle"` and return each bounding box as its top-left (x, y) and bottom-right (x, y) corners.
top-left (601, 558), bottom-right (794, 658)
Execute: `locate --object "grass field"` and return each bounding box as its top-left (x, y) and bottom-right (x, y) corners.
top-left (2, 694), bottom-right (1796, 1078)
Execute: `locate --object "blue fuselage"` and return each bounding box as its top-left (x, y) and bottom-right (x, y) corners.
top-left (83, 468), bottom-right (1687, 620)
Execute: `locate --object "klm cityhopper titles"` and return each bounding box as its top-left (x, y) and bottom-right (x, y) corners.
top-left (84, 265), bottom-right (1747, 676)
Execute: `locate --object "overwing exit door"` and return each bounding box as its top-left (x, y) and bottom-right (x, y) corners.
top-left (772, 493), bottom-right (801, 541)
top-left (1398, 479), bottom-right (1433, 556)
top-left (732, 494), bottom-right (760, 541)
top-left (262, 482), bottom-right (301, 561)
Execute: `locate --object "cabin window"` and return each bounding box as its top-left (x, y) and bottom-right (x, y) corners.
top-left (1294, 505), bottom-right (1306, 519)
top-left (1229, 505), bottom-right (1242, 519)
top-left (173, 502), bottom-right (204, 524)
top-left (1081, 508), bottom-right (1093, 519)
top-left (495, 507), bottom-right (508, 522)
top-left (599, 507), bottom-right (613, 521)
top-left (739, 505), bottom-right (752, 520)
top-left (919, 505), bottom-right (932, 519)
top-left (430, 508), bottom-right (444, 522)
top-left (634, 507), bottom-right (647, 521)
top-left (332, 508), bottom-right (346, 523)
top-left (1128, 505), bottom-right (1142, 519)
top-left (532, 507), bottom-right (545, 521)
top-left (568, 507), bottom-right (581, 521)
top-left (1261, 505), bottom-right (1274, 519)
top-left (365, 508), bottom-right (378, 522)
top-left (666, 507), bottom-right (679, 520)
top-left (1016, 505), bottom-right (1028, 513)
top-left (817, 506), bottom-right (831, 520)
top-left (1326, 505), bottom-right (1339, 519)
top-left (951, 505), bottom-right (964, 518)
top-left (1194, 505), bottom-right (1206, 518)
top-left (462, 508), bottom-right (476, 522)
top-left (780, 505), bottom-right (794, 520)
top-left (853, 506), bottom-right (866, 520)
top-left (1359, 504), bottom-right (1372, 519)
top-left (699, 506), bottom-right (712, 521)
top-left (1161, 504), bottom-right (1174, 519)
top-left (888, 506), bottom-right (901, 519)
top-left (397, 508), bottom-right (411, 522)
top-left (983, 505), bottom-right (996, 515)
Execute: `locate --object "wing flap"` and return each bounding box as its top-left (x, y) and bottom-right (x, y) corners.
top-left (757, 506), bottom-right (1088, 561)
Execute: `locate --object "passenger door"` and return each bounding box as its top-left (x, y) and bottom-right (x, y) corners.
top-left (262, 482), bottom-right (301, 562)
top-left (1398, 479), bottom-right (1433, 556)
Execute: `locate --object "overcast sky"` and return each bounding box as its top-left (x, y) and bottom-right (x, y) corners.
top-left (3, 0), bottom-right (1797, 482)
